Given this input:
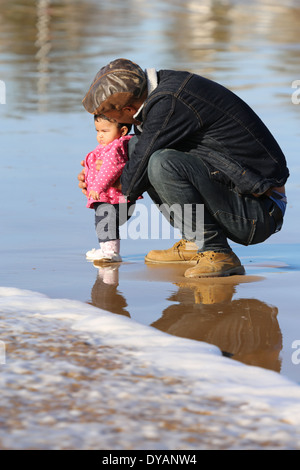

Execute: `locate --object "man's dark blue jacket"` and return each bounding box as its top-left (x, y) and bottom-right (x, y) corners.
top-left (120, 70), bottom-right (289, 202)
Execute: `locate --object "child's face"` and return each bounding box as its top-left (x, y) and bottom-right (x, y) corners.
top-left (95, 118), bottom-right (126, 146)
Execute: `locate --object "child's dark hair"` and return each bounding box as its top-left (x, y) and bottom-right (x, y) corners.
top-left (94, 113), bottom-right (132, 134)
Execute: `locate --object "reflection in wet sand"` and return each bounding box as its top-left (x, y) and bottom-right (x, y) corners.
top-left (89, 264), bottom-right (130, 318)
top-left (89, 263), bottom-right (282, 374)
top-left (152, 281), bottom-right (282, 373)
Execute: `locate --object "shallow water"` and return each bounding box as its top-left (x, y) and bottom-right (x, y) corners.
top-left (1, 0), bottom-right (300, 388)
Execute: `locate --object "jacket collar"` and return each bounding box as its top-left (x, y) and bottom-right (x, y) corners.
top-left (134, 68), bottom-right (158, 130)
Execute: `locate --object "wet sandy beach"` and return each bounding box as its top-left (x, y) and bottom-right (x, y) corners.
top-left (1, 0), bottom-right (300, 450)
top-left (87, 242), bottom-right (300, 383)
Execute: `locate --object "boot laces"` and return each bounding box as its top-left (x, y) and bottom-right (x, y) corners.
top-left (191, 252), bottom-right (216, 263)
top-left (174, 239), bottom-right (187, 251)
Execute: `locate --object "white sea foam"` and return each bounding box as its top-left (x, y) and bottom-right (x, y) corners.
top-left (1, 286), bottom-right (300, 450)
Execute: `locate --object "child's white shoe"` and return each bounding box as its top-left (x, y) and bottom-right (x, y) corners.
top-left (86, 248), bottom-right (105, 261)
top-left (93, 252), bottom-right (122, 265)
top-left (87, 240), bottom-right (122, 263)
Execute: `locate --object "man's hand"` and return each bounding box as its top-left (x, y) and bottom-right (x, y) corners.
top-left (252, 185), bottom-right (285, 198)
top-left (78, 160), bottom-right (87, 195)
top-left (114, 177), bottom-right (122, 191)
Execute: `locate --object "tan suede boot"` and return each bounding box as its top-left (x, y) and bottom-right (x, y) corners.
top-left (145, 239), bottom-right (199, 264)
top-left (184, 251), bottom-right (245, 278)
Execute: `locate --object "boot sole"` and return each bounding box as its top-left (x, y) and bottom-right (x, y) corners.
top-left (144, 256), bottom-right (198, 264)
top-left (184, 265), bottom-right (246, 278)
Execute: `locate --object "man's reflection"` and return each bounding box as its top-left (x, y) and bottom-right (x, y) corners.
top-left (89, 265), bottom-right (282, 373)
top-left (152, 281), bottom-right (282, 373)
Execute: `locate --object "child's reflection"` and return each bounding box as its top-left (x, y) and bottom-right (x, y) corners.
top-left (89, 264), bottom-right (130, 317)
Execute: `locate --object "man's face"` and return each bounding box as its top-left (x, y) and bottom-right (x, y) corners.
top-left (103, 106), bottom-right (141, 125)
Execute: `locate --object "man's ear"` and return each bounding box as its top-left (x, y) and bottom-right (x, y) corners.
top-left (122, 105), bottom-right (138, 115)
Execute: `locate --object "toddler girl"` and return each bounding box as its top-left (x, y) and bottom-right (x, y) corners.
top-left (84, 114), bottom-right (134, 263)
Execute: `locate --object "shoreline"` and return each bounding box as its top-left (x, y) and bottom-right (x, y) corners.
top-left (1, 242), bottom-right (300, 383)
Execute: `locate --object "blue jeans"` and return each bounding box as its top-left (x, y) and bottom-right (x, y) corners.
top-left (145, 148), bottom-right (283, 253)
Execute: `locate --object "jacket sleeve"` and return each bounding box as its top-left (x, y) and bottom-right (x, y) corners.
top-left (91, 141), bottom-right (127, 194)
top-left (121, 95), bottom-right (201, 201)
